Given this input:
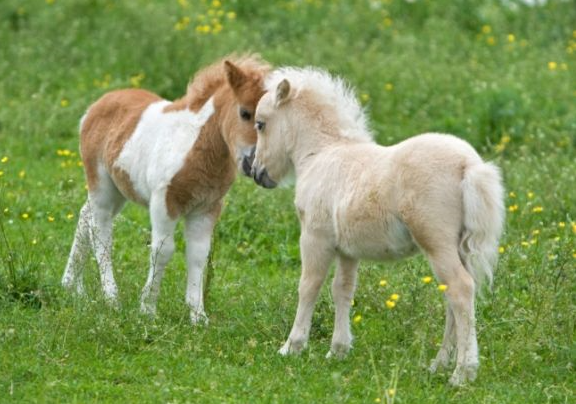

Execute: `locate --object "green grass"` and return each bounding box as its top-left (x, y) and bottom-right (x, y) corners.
top-left (1, 0), bottom-right (575, 402)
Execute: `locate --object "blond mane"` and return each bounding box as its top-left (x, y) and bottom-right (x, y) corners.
top-left (265, 67), bottom-right (373, 142)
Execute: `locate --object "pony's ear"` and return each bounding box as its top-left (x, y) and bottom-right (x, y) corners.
top-left (224, 60), bottom-right (246, 90)
top-left (275, 79), bottom-right (291, 107)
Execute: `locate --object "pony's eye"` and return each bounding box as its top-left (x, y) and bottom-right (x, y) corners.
top-left (255, 121), bottom-right (266, 131)
top-left (239, 108), bottom-right (252, 121)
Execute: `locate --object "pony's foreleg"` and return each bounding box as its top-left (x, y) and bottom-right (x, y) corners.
top-left (327, 255), bottom-right (359, 359)
top-left (429, 304), bottom-right (456, 372)
top-left (62, 202), bottom-right (92, 296)
top-left (140, 195), bottom-right (177, 316)
top-left (184, 211), bottom-right (217, 325)
top-left (279, 232), bottom-right (335, 356)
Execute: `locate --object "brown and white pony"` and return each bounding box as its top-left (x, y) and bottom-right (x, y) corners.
top-left (250, 67), bottom-right (504, 385)
top-left (62, 55), bottom-right (270, 324)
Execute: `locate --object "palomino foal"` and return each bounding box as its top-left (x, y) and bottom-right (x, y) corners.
top-left (250, 68), bottom-right (505, 385)
top-left (62, 56), bottom-right (270, 324)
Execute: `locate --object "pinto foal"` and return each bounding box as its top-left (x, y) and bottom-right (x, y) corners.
top-left (251, 67), bottom-right (505, 385)
top-left (62, 56), bottom-right (270, 324)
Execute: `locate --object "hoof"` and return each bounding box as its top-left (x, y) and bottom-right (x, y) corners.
top-left (190, 310), bottom-right (209, 326)
top-left (449, 364), bottom-right (478, 386)
top-left (326, 342), bottom-right (350, 359)
top-left (278, 339), bottom-right (305, 356)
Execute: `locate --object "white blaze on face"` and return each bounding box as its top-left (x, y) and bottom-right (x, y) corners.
top-left (114, 98), bottom-right (215, 203)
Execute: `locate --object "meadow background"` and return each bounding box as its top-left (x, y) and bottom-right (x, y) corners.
top-left (0, 0), bottom-right (574, 402)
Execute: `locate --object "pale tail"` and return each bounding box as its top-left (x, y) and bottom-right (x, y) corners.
top-left (459, 162), bottom-right (505, 291)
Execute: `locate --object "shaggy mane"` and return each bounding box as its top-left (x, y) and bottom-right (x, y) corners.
top-left (265, 67), bottom-right (373, 142)
top-left (181, 54), bottom-right (271, 110)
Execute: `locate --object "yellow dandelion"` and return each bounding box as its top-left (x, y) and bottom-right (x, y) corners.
top-left (547, 254), bottom-right (557, 261)
top-left (572, 222), bottom-right (576, 234)
top-left (31, 239), bottom-right (37, 245)
top-left (530, 239), bottom-right (537, 245)
top-left (558, 222), bottom-right (565, 228)
top-left (508, 204), bottom-right (519, 212)
top-left (385, 300), bottom-right (395, 309)
top-left (379, 279), bottom-right (387, 287)
top-left (438, 284), bottom-right (448, 292)
top-left (487, 36), bottom-right (496, 46)
top-left (3, 208), bottom-right (8, 213)
top-left (18, 170), bottom-right (25, 178)
top-left (212, 0), bottom-right (221, 7)
top-left (521, 241), bottom-right (530, 247)
top-left (532, 229), bottom-right (540, 236)
top-left (60, 99), bottom-right (69, 107)
top-left (548, 61), bottom-right (557, 70)
top-left (353, 314), bottom-right (362, 324)
top-left (388, 389), bottom-right (396, 397)
top-left (48, 216), bottom-right (55, 222)
top-left (509, 191), bottom-right (516, 198)
top-left (481, 25), bottom-right (491, 34)
top-left (384, 83), bottom-right (394, 91)
top-left (66, 213), bottom-right (74, 220)
top-left (375, 398), bottom-right (381, 403)
top-left (360, 93), bottom-right (370, 103)
top-left (46, 0), bottom-right (55, 4)
top-left (1, 156), bottom-right (8, 163)
top-left (532, 206), bottom-right (543, 213)
top-left (507, 34), bottom-right (515, 43)
top-left (527, 191), bottom-right (534, 199)
top-left (0, 171), bottom-right (4, 177)
top-left (554, 236), bottom-right (560, 242)
top-left (422, 276), bottom-right (433, 284)
top-left (572, 252), bottom-right (576, 259)
top-left (212, 23), bottom-right (223, 34)
top-left (226, 11), bottom-right (236, 20)
top-left (390, 293), bottom-right (400, 301)
top-left (177, 0), bottom-right (188, 7)
top-left (498, 246), bottom-right (505, 254)
top-left (21, 213), bottom-right (29, 220)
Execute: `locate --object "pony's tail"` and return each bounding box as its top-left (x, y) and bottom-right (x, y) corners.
top-left (459, 162), bottom-right (505, 293)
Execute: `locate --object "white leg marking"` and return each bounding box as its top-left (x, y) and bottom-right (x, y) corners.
top-left (140, 193), bottom-right (177, 317)
top-left (326, 255), bottom-right (358, 359)
top-left (429, 304), bottom-right (456, 373)
top-left (62, 202), bottom-right (92, 296)
top-left (184, 212), bottom-right (217, 325)
top-left (280, 232), bottom-right (334, 356)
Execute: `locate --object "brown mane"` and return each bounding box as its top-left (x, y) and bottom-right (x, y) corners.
top-left (165, 54), bottom-right (270, 112)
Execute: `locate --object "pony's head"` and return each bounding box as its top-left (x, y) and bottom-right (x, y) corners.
top-left (185, 55), bottom-right (270, 176)
top-left (221, 57), bottom-right (270, 176)
top-left (251, 67), bottom-right (372, 188)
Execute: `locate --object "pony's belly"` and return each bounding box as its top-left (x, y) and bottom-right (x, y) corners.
top-left (336, 216), bottom-right (418, 261)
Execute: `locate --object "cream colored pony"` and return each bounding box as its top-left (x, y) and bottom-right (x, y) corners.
top-left (250, 67), bottom-right (505, 385)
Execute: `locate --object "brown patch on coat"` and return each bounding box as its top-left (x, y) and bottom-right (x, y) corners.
top-left (80, 89), bottom-right (161, 204)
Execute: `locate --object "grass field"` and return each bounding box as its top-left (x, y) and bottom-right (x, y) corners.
top-left (1, 0), bottom-right (575, 402)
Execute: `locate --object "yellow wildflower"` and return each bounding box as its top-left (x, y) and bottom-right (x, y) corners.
top-left (226, 11), bottom-right (236, 20)
top-left (560, 63), bottom-right (568, 71)
top-left (31, 239), bottom-right (37, 245)
top-left (0, 171), bottom-right (3, 177)
top-left (509, 191), bottom-right (516, 198)
top-left (498, 246), bottom-right (505, 254)
top-left (527, 191), bottom-right (534, 199)
top-left (547, 254), bottom-right (556, 261)
top-left (66, 213), bottom-right (74, 220)
top-left (422, 276), bottom-right (433, 284)
top-left (482, 25), bottom-right (491, 34)
top-left (18, 170), bottom-right (25, 178)
top-left (360, 93), bottom-right (370, 103)
top-left (388, 389), bottom-right (396, 397)
top-left (46, 0), bottom-right (55, 4)
top-left (507, 34), bottom-right (515, 43)
top-left (438, 284), bottom-right (448, 292)
top-left (532, 229), bottom-right (540, 236)
top-left (548, 61), bottom-right (557, 70)
top-left (385, 300), bottom-right (395, 309)
top-left (1, 156), bottom-right (8, 163)
top-left (530, 239), bottom-right (537, 245)
top-left (390, 293), bottom-right (400, 301)
top-left (353, 314), bottom-right (362, 324)
top-left (351, 299), bottom-right (355, 306)
top-left (212, 0), bottom-right (221, 7)
top-left (384, 83), bottom-right (394, 91)
top-left (532, 206), bottom-right (543, 213)
top-left (60, 99), bottom-right (69, 107)
top-left (383, 18), bottom-right (393, 27)
top-left (508, 204), bottom-right (518, 212)
top-left (21, 213), bottom-right (29, 220)
top-left (130, 73), bottom-right (145, 88)
top-left (48, 216), bottom-right (55, 222)
top-left (375, 398), bottom-right (381, 403)
top-left (379, 279), bottom-right (387, 287)
top-left (572, 222), bottom-right (576, 234)
top-left (487, 36), bottom-right (496, 46)
top-left (521, 241), bottom-right (530, 247)
top-left (558, 222), bottom-right (565, 228)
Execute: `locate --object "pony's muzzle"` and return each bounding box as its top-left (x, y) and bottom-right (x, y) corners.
top-left (241, 148), bottom-right (255, 177)
top-left (252, 166), bottom-right (278, 189)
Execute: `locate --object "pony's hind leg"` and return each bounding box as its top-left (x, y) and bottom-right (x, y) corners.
top-left (62, 202), bottom-right (92, 295)
top-left (429, 304), bottom-right (456, 373)
top-left (140, 192), bottom-right (177, 317)
top-left (428, 250), bottom-right (478, 386)
top-left (88, 171), bottom-right (126, 304)
top-left (279, 231), bottom-right (335, 356)
top-left (327, 255), bottom-right (359, 359)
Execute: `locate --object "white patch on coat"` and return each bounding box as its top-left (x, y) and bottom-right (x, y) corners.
top-left (114, 98), bottom-right (215, 203)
